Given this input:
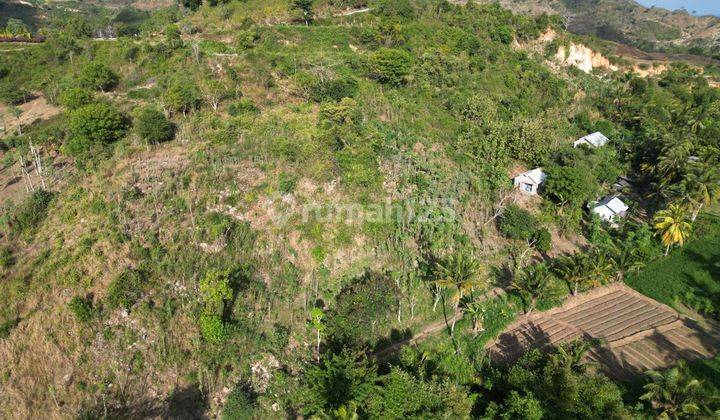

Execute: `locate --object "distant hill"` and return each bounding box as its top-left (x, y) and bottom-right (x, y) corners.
top-left (473, 0), bottom-right (720, 56)
top-left (0, 0), bottom-right (172, 29)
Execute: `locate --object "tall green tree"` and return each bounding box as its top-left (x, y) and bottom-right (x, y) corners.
top-left (303, 350), bottom-right (377, 416)
top-left (554, 253), bottom-right (588, 296)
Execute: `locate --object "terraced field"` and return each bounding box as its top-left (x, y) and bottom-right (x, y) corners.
top-left (486, 284), bottom-right (720, 379)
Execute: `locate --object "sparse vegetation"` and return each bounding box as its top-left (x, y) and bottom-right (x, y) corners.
top-left (0, 0), bottom-right (718, 418)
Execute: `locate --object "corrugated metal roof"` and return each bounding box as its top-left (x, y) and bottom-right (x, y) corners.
top-left (574, 132), bottom-right (609, 148)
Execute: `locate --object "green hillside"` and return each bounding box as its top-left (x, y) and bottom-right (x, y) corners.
top-left (1, 0), bottom-right (719, 418)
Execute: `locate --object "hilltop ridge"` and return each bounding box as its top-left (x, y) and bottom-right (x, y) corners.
top-left (472, 0), bottom-right (720, 57)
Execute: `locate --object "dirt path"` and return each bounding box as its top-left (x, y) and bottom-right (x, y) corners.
top-left (334, 7), bottom-right (372, 17)
top-left (373, 287), bottom-right (505, 361)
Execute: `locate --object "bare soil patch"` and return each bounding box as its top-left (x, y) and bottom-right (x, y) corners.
top-left (0, 94), bottom-right (62, 136)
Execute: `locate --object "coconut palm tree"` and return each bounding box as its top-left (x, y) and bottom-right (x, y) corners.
top-left (608, 244), bottom-right (645, 282)
top-left (553, 253), bottom-right (588, 296)
top-left (682, 165), bottom-right (720, 222)
top-left (656, 137), bottom-right (693, 183)
top-left (552, 339), bottom-right (594, 374)
top-left (584, 248), bottom-right (615, 286)
top-left (433, 252), bottom-right (485, 336)
top-left (653, 204), bottom-right (692, 256)
top-left (461, 299), bottom-right (487, 337)
top-left (554, 248), bottom-right (615, 296)
top-left (511, 263), bottom-right (553, 314)
top-left (641, 362), bottom-right (706, 419)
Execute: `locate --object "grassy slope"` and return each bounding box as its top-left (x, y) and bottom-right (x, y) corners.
top-left (0, 2), bottom-right (590, 416)
top-left (626, 213), bottom-right (720, 319)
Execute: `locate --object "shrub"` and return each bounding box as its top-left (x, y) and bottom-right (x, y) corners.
top-left (68, 102), bottom-right (129, 144)
top-left (199, 269), bottom-right (233, 311)
top-left (199, 212), bottom-right (237, 242)
top-left (499, 205), bottom-right (538, 241)
top-left (133, 106), bottom-right (174, 143)
top-left (12, 190), bottom-right (55, 237)
top-left (544, 165), bottom-right (597, 207)
top-left (181, 0), bottom-right (203, 11)
top-left (0, 85), bottom-right (31, 106)
top-left (0, 246), bottom-right (15, 269)
top-left (228, 99), bottom-right (258, 116)
top-left (106, 269), bottom-right (144, 310)
top-left (163, 78), bottom-right (201, 115)
top-left (291, 0), bottom-right (314, 25)
top-left (222, 387), bottom-right (255, 420)
top-left (79, 62), bottom-right (119, 92)
top-left (309, 76), bottom-right (359, 102)
top-left (491, 25), bottom-right (514, 45)
top-left (199, 313), bottom-right (226, 343)
top-left (368, 48), bottom-right (412, 86)
top-left (374, 0), bottom-right (416, 20)
top-left (58, 87), bottom-right (94, 110)
top-left (235, 28), bottom-right (259, 50)
top-left (0, 318), bottom-right (19, 339)
top-left (68, 296), bottom-right (95, 322)
top-left (278, 172), bottom-right (299, 194)
top-left (532, 228), bottom-right (552, 253)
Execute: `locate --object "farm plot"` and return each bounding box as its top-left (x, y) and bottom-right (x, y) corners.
top-left (486, 284), bottom-right (720, 379)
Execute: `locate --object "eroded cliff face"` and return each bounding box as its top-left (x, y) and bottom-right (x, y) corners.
top-left (516, 29), bottom-right (618, 74)
top-left (554, 43), bottom-right (618, 74)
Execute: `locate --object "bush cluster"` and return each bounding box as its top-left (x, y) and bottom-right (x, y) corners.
top-left (133, 106), bottom-right (174, 143)
top-left (12, 190), bottom-right (55, 237)
top-left (68, 296), bottom-right (96, 322)
top-left (498, 205), bottom-right (537, 240)
top-left (106, 269), bottom-right (145, 310)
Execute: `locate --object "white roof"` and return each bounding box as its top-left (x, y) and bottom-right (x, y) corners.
top-left (515, 168), bottom-right (546, 185)
top-left (592, 196), bottom-right (628, 216)
top-left (574, 132), bottom-right (609, 148)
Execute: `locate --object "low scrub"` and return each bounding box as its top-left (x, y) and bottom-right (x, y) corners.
top-left (12, 190), bottom-right (55, 237)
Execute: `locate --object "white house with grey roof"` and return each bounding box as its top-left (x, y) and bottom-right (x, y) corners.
top-left (574, 132), bottom-right (609, 149)
top-left (590, 195), bottom-right (629, 223)
top-left (513, 168), bottom-right (546, 195)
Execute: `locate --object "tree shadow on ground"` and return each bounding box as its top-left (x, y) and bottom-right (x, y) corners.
top-left (682, 248), bottom-right (720, 316)
top-left (165, 384), bottom-right (208, 420)
top-left (489, 320), bottom-right (554, 365)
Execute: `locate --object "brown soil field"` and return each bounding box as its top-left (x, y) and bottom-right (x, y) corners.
top-left (486, 284), bottom-right (720, 379)
top-left (0, 93), bottom-right (61, 135)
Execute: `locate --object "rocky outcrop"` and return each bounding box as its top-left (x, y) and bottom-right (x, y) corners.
top-left (554, 43), bottom-right (618, 74)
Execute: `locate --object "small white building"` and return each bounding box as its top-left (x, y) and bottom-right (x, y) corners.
top-left (574, 132), bottom-right (609, 149)
top-left (513, 168), bottom-right (547, 195)
top-left (590, 196), bottom-right (629, 223)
